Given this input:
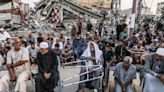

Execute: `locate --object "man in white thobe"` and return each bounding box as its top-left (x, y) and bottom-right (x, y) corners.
top-left (143, 48), bottom-right (164, 92)
top-left (0, 38), bottom-right (30, 92)
top-left (0, 42), bottom-right (5, 68)
top-left (0, 26), bottom-right (11, 42)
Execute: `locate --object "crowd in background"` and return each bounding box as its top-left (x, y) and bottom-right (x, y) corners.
top-left (0, 18), bottom-right (164, 92)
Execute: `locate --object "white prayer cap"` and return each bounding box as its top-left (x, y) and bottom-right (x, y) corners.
top-left (154, 39), bottom-right (158, 42)
top-left (61, 31), bottom-right (66, 34)
top-left (39, 42), bottom-right (48, 48)
top-left (156, 48), bottom-right (164, 56)
top-left (87, 32), bottom-right (90, 34)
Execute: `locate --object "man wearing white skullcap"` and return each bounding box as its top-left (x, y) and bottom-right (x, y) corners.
top-left (156, 48), bottom-right (164, 56)
top-left (35, 42), bottom-right (59, 92)
top-left (39, 42), bottom-right (48, 48)
top-left (0, 25), bottom-right (11, 42)
top-left (114, 56), bottom-right (137, 92)
top-left (143, 48), bottom-right (164, 92)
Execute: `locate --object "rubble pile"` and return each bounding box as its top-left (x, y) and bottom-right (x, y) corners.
top-left (6, 0), bottom-right (105, 37)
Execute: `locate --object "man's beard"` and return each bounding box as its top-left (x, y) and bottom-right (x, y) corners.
top-left (41, 52), bottom-right (46, 55)
top-left (14, 47), bottom-right (21, 51)
top-left (41, 50), bottom-right (48, 55)
top-left (90, 49), bottom-right (95, 52)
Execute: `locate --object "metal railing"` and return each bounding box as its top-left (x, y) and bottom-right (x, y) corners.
top-left (58, 60), bottom-right (104, 92)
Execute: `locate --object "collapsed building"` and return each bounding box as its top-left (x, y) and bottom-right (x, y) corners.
top-left (0, 0), bottom-right (30, 24)
top-left (0, 0), bottom-right (112, 37)
top-left (20, 0), bottom-right (107, 33)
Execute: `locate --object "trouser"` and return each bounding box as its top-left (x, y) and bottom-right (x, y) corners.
top-left (79, 66), bottom-right (100, 90)
top-left (143, 73), bottom-right (164, 92)
top-left (0, 70), bottom-right (30, 92)
top-left (35, 70), bottom-right (59, 92)
top-left (117, 32), bottom-right (121, 40)
top-left (0, 65), bottom-right (7, 71)
top-left (103, 61), bottom-right (109, 87)
top-left (115, 80), bottom-right (133, 92)
top-left (73, 49), bottom-right (85, 59)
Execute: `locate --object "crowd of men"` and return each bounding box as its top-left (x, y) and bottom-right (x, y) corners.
top-left (0, 18), bottom-right (163, 92)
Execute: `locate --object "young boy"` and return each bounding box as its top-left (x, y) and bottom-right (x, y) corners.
top-left (53, 44), bottom-right (62, 56)
top-left (60, 46), bottom-right (74, 63)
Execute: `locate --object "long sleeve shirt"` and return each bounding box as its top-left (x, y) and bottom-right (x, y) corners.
top-left (144, 53), bottom-right (164, 76)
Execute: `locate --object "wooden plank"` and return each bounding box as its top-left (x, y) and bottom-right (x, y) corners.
top-left (0, 8), bottom-right (19, 14)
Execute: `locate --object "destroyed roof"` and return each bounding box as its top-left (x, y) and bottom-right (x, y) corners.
top-left (36, 0), bottom-right (103, 19)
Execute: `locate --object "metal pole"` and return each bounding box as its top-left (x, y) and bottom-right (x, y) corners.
top-left (57, 56), bottom-right (62, 92)
top-left (59, 0), bottom-right (63, 3)
top-left (136, 0), bottom-right (143, 23)
top-left (130, 0), bottom-right (137, 38)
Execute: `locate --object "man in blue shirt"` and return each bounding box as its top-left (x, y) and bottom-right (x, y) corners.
top-left (114, 56), bottom-right (136, 92)
top-left (73, 32), bottom-right (86, 60)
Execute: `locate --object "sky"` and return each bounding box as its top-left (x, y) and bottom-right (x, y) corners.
top-left (22, 0), bottom-right (164, 14)
top-left (121, 0), bottom-right (164, 14)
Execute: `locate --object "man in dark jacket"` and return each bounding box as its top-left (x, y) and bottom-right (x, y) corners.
top-left (86, 21), bottom-right (92, 32)
top-left (35, 42), bottom-right (59, 92)
top-left (115, 40), bottom-right (130, 63)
